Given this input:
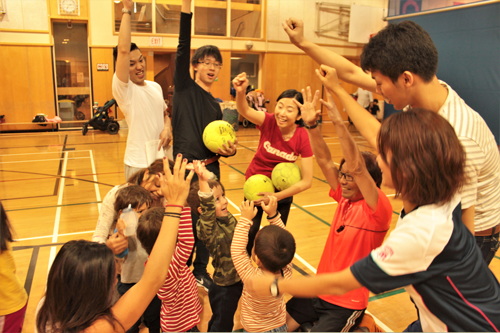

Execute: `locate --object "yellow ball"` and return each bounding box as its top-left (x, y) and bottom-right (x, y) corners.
top-left (271, 162), bottom-right (302, 191)
top-left (203, 120), bottom-right (236, 153)
top-left (244, 174), bottom-right (275, 201)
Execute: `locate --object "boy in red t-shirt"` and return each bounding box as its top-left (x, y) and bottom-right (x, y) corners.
top-left (286, 86), bottom-right (392, 332)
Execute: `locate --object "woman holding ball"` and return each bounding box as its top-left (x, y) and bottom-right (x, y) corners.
top-left (233, 72), bottom-right (313, 253)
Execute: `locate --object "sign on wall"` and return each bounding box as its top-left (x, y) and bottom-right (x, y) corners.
top-left (97, 63), bottom-right (109, 71)
top-left (150, 37), bottom-right (163, 47)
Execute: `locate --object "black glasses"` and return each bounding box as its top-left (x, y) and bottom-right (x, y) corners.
top-left (338, 171), bottom-right (354, 182)
top-left (198, 60), bottom-right (221, 69)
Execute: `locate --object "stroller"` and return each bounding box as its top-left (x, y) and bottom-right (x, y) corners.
top-left (242, 87), bottom-right (269, 127)
top-left (82, 99), bottom-right (120, 135)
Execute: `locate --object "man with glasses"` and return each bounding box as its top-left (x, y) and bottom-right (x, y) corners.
top-left (173, 0), bottom-right (238, 294)
top-left (285, 87), bottom-right (393, 332)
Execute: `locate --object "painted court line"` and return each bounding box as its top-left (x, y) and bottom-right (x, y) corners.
top-left (89, 150), bottom-right (102, 212)
top-left (0, 150), bottom-right (91, 157)
top-left (1, 156), bottom-right (90, 164)
top-left (15, 230), bottom-right (94, 241)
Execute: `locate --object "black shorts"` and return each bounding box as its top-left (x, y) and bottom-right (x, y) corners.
top-left (286, 297), bottom-right (365, 332)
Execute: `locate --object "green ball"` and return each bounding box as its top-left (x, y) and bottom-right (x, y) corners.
top-left (244, 174), bottom-right (275, 201)
top-left (203, 120), bottom-right (236, 153)
top-left (271, 162), bottom-right (302, 191)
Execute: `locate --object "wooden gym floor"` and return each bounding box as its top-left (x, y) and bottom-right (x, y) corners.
top-left (1, 123), bottom-right (499, 332)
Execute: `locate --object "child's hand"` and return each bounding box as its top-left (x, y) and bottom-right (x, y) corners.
top-left (252, 192), bottom-right (273, 206)
top-left (261, 196), bottom-right (278, 217)
top-left (106, 219), bottom-right (128, 255)
top-left (293, 86), bottom-right (320, 127)
top-left (321, 90), bottom-right (342, 124)
top-left (240, 200), bottom-right (258, 220)
top-left (315, 64), bottom-right (342, 93)
top-left (232, 73), bottom-right (249, 95)
top-left (193, 160), bottom-right (212, 181)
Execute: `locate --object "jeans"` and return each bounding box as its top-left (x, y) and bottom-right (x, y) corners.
top-left (246, 196), bottom-right (293, 255)
top-left (244, 323), bottom-right (287, 332)
top-left (475, 232), bottom-right (500, 265)
top-left (117, 277), bottom-right (161, 333)
top-left (207, 281), bottom-right (243, 332)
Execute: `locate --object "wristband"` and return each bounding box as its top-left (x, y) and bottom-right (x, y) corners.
top-left (165, 204), bottom-right (184, 209)
top-left (270, 278), bottom-right (280, 297)
top-left (267, 212), bottom-right (279, 220)
top-left (304, 120), bottom-right (319, 129)
top-left (122, 8), bottom-right (132, 15)
top-left (164, 212), bottom-right (181, 218)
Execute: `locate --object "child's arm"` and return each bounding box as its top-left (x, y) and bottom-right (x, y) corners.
top-left (232, 73), bottom-right (266, 127)
top-left (261, 196), bottom-right (284, 229)
top-left (194, 161), bottom-right (218, 246)
top-left (231, 200), bottom-right (259, 282)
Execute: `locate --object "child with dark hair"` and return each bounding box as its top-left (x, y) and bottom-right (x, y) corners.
top-left (136, 207), bottom-right (202, 332)
top-left (284, 83), bottom-right (392, 332)
top-left (232, 72), bottom-right (314, 256)
top-left (0, 201), bottom-right (28, 333)
top-left (173, 0), bottom-right (238, 291)
top-left (188, 161), bottom-right (242, 332)
top-left (231, 197), bottom-right (295, 332)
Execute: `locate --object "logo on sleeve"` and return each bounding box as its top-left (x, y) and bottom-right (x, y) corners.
top-left (375, 245), bottom-right (394, 261)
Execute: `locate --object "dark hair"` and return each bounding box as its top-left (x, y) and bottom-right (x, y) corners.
top-left (361, 21), bottom-right (438, 83)
top-left (254, 225), bottom-right (296, 273)
top-left (276, 89), bottom-right (304, 126)
top-left (137, 207), bottom-right (165, 255)
top-left (114, 185), bottom-right (152, 216)
top-left (373, 99), bottom-right (378, 103)
top-left (0, 201), bottom-right (14, 253)
top-left (128, 159), bottom-right (174, 186)
top-left (187, 179), bottom-right (225, 213)
top-left (339, 151), bottom-right (382, 188)
top-left (36, 240), bottom-right (121, 333)
top-left (113, 42), bottom-right (141, 63)
top-left (191, 45), bottom-right (223, 67)
top-left (377, 108), bottom-right (466, 206)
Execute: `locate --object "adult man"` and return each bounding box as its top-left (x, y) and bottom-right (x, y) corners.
top-left (283, 18), bottom-right (500, 264)
top-left (174, 0), bottom-right (238, 292)
top-left (353, 87), bottom-right (373, 110)
top-left (285, 87), bottom-right (392, 332)
top-left (113, 0), bottom-right (171, 181)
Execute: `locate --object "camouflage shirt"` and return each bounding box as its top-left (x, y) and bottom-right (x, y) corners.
top-left (197, 191), bottom-right (241, 286)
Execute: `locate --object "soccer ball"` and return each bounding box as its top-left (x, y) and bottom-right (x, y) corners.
top-left (271, 163), bottom-right (302, 191)
top-left (244, 174), bottom-right (275, 201)
top-left (203, 120), bottom-right (236, 153)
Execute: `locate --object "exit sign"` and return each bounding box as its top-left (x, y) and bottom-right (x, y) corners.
top-left (150, 37), bottom-right (163, 46)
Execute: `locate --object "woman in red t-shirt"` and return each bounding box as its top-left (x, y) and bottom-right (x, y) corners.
top-left (233, 72), bottom-right (314, 253)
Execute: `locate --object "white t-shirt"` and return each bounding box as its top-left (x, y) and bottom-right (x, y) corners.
top-left (112, 73), bottom-right (166, 168)
top-left (354, 87), bottom-right (373, 109)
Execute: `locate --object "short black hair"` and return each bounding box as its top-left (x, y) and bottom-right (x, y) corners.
top-left (276, 89), bottom-right (304, 126)
top-left (361, 21), bottom-right (438, 83)
top-left (254, 225), bottom-right (296, 273)
top-left (113, 43), bottom-right (141, 63)
top-left (339, 151), bottom-right (382, 188)
top-left (373, 99), bottom-right (378, 103)
top-left (187, 179), bottom-right (225, 213)
top-left (191, 45), bottom-right (223, 67)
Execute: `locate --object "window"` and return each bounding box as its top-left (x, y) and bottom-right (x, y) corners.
top-left (231, 0), bottom-right (262, 38)
top-left (388, 0), bottom-right (488, 17)
top-left (114, 1), bottom-right (152, 33)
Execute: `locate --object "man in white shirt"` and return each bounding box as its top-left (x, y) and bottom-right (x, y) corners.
top-left (113, 0), bottom-right (171, 181)
top-left (353, 87), bottom-right (373, 110)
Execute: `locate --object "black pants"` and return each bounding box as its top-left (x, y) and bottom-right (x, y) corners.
top-left (246, 196), bottom-right (293, 255)
top-left (207, 281), bottom-right (243, 332)
top-left (117, 276), bottom-right (161, 333)
top-left (186, 161), bottom-right (220, 275)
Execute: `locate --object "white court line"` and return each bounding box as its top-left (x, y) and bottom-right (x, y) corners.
top-left (1, 156), bottom-right (90, 164)
top-left (89, 150), bottom-right (102, 212)
top-left (48, 151), bottom-right (68, 271)
top-left (303, 202), bottom-right (337, 208)
top-left (0, 150), bottom-right (91, 157)
top-left (15, 230), bottom-right (94, 242)
top-left (366, 310), bottom-right (393, 332)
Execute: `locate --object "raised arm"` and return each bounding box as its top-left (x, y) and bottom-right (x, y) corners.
top-left (232, 72), bottom-right (266, 126)
top-left (174, 0), bottom-right (193, 91)
top-left (317, 65), bottom-right (380, 151)
top-left (317, 69), bottom-right (380, 211)
top-left (282, 18), bottom-right (376, 92)
top-left (106, 156), bottom-right (194, 331)
top-left (115, 0), bottom-right (133, 84)
top-left (297, 88), bottom-right (340, 191)
top-left (231, 201), bottom-right (258, 282)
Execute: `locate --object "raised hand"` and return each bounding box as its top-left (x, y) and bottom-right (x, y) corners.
top-left (321, 89), bottom-right (342, 124)
top-left (193, 160), bottom-right (212, 182)
top-left (240, 200), bottom-right (258, 220)
top-left (315, 64), bottom-right (342, 93)
top-left (157, 155), bottom-right (193, 206)
top-left (293, 86), bottom-right (320, 127)
top-left (282, 17), bottom-right (305, 46)
top-left (232, 73), bottom-right (249, 95)
top-left (122, 0), bottom-right (133, 11)
top-left (261, 196), bottom-right (278, 218)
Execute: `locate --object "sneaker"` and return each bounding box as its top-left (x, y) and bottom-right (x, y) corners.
top-left (195, 272), bottom-right (213, 292)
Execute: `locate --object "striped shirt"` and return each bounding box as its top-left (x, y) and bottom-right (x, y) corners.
top-left (231, 215), bottom-right (293, 332)
top-left (155, 206), bottom-right (202, 332)
top-left (438, 82), bottom-right (500, 231)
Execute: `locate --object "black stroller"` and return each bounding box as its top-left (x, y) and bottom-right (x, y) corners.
top-left (82, 99), bottom-right (120, 135)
